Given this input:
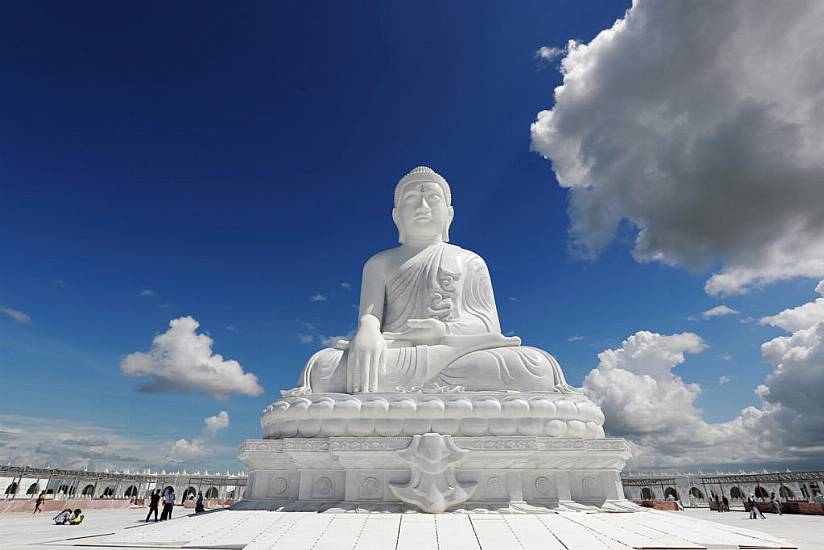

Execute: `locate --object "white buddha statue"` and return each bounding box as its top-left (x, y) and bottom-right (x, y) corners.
top-left (288, 166), bottom-right (574, 395)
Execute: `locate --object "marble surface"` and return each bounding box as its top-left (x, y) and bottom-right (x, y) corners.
top-left (26, 508), bottom-right (800, 549)
top-left (241, 167), bottom-right (623, 513)
top-left (261, 392), bottom-right (605, 439)
top-left (287, 166), bottom-right (577, 395)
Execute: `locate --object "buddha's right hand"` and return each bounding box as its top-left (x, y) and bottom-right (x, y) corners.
top-left (348, 315), bottom-right (386, 393)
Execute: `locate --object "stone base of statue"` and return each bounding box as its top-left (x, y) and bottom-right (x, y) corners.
top-left (237, 391), bottom-right (635, 513)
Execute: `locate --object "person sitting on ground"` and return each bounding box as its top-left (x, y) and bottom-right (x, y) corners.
top-left (53, 508), bottom-right (73, 525)
top-left (68, 508), bottom-right (84, 525)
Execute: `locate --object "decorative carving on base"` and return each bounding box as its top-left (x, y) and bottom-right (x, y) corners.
top-left (388, 433), bottom-right (477, 513)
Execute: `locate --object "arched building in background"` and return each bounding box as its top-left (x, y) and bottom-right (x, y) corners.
top-left (622, 471), bottom-right (824, 507)
top-left (1, 465), bottom-right (246, 504)
top-left (3, 464), bottom-right (822, 509)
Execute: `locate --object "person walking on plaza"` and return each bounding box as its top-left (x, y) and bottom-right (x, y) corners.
top-left (195, 491), bottom-right (205, 513)
top-left (159, 488), bottom-right (175, 521)
top-left (722, 495), bottom-right (729, 512)
top-left (146, 490), bottom-right (160, 522)
top-left (748, 494), bottom-right (766, 519)
top-left (33, 490), bottom-right (46, 514)
top-left (769, 492), bottom-right (782, 515)
top-left (714, 494), bottom-right (722, 512)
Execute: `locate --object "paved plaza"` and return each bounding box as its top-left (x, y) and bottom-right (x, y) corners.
top-left (1, 506), bottom-right (819, 549)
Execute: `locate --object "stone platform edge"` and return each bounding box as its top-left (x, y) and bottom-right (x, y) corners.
top-left (238, 435), bottom-right (631, 512)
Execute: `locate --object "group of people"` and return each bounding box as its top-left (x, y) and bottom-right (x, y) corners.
top-left (712, 491), bottom-right (785, 517)
top-left (145, 487), bottom-right (206, 522)
top-left (35, 490), bottom-right (83, 525)
top-left (712, 494), bottom-right (731, 512)
top-left (746, 492), bottom-right (784, 519)
top-left (145, 488), bottom-right (176, 522)
top-left (52, 508), bottom-right (84, 525)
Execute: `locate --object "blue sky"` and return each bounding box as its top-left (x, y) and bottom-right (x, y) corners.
top-left (2, 1), bottom-right (823, 472)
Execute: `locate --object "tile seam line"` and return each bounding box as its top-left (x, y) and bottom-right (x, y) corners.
top-left (467, 515), bottom-right (485, 550)
top-left (501, 514), bottom-right (527, 550)
top-left (559, 513), bottom-right (637, 550)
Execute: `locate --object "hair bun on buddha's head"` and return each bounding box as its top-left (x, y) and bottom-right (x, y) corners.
top-left (394, 166), bottom-right (451, 206)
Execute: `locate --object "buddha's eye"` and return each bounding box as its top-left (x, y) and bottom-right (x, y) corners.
top-left (426, 194), bottom-right (441, 203)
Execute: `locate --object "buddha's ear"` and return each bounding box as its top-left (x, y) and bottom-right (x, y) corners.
top-left (392, 207), bottom-right (405, 244)
top-left (442, 205), bottom-right (454, 242)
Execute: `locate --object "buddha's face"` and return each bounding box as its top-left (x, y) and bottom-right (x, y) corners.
top-left (393, 181), bottom-right (453, 244)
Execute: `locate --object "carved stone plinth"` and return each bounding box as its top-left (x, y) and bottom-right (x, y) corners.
top-left (261, 392), bottom-right (605, 439)
top-left (237, 434), bottom-right (634, 513)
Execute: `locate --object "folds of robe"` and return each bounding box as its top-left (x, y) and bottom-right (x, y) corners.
top-left (287, 243), bottom-right (575, 395)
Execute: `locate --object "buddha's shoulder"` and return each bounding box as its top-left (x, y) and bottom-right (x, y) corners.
top-left (363, 248), bottom-right (402, 272)
top-left (444, 243), bottom-right (486, 264)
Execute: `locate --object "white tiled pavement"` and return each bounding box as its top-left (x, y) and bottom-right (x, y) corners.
top-left (3, 506), bottom-right (815, 549)
top-left (16, 508), bottom-right (799, 550)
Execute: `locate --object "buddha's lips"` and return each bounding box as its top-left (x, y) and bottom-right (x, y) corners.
top-left (414, 214), bottom-right (433, 222)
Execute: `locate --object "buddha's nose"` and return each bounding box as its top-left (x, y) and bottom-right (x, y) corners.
top-left (417, 196), bottom-right (431, 210)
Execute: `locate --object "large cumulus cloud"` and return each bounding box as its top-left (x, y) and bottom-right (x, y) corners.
top-left (585, 280), bottom-right (824, 467)
top-left (531, 0), bottom-right (824, 295)
top-left (121, 316), bottom-right (263, 399)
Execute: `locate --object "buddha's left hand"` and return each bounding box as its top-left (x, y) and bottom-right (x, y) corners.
top-left (383, 318), bottom-right (446, 345)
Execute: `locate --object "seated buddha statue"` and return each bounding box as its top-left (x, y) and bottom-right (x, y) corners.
top-left (287, 166), bottom-right (575, 395)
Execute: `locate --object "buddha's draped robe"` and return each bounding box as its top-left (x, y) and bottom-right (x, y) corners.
top-left (289, 243), bottom-right (574, 394)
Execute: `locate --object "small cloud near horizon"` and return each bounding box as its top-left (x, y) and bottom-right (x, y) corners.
top-left (140, 289), bottom-right (157, 297)
top-left (1, 305), bottom-right (31, 324)
top-left (309, 294), bottom-right (328, 302)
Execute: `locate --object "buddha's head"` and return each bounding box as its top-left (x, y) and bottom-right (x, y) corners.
top-left (393, 166), bottom-right (454, 245)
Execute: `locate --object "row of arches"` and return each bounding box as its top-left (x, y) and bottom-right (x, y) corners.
top-left (637, 484), bottom-right (797, 502)
top-left (4, 482), bottom-right (141, 498)
top-left (5, 481), bottom-right (237, 501)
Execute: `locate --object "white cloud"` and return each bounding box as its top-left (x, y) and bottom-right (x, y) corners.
top-left (721, 352), bottom-right (733, 362)
top-left (121, 316), bottom-right (263, 399)
top-left (299, 334), bottom-right (314, 344)
top-left (531, 0), bottom-right (824, 295)
top-left (760, 280), bottom-right (824, 332)
top-left (309, 294), bottom-right (327, 302)
top-left (536, 46), bottom-right (564, 62)
top-left (568, 335), bottom-right (585, 342)
top-left (689, 305), bottom-right (739, 321)
top-left (0, 413), bottom-right (238, 471)
top-left (320, 334), bottom-right (352, 348)
top-left (140, 289), bottom-right (157, 297)
top-left (584, 331), bottom-right (707, 437)
top-left (0, 415), bottom-right (157, 471)
top-left (583, 331), bottom-right (774, 467)
top-left (585, 280), bottom-right (824, 467)
top-left (340, 282), bottom-right (352, 290)
top-left (167, 411), bottom-right (230, 463)
top-left (1, 305), bottom-right (31, 324)
top-left (202, 411), bottom-right (229, 439)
